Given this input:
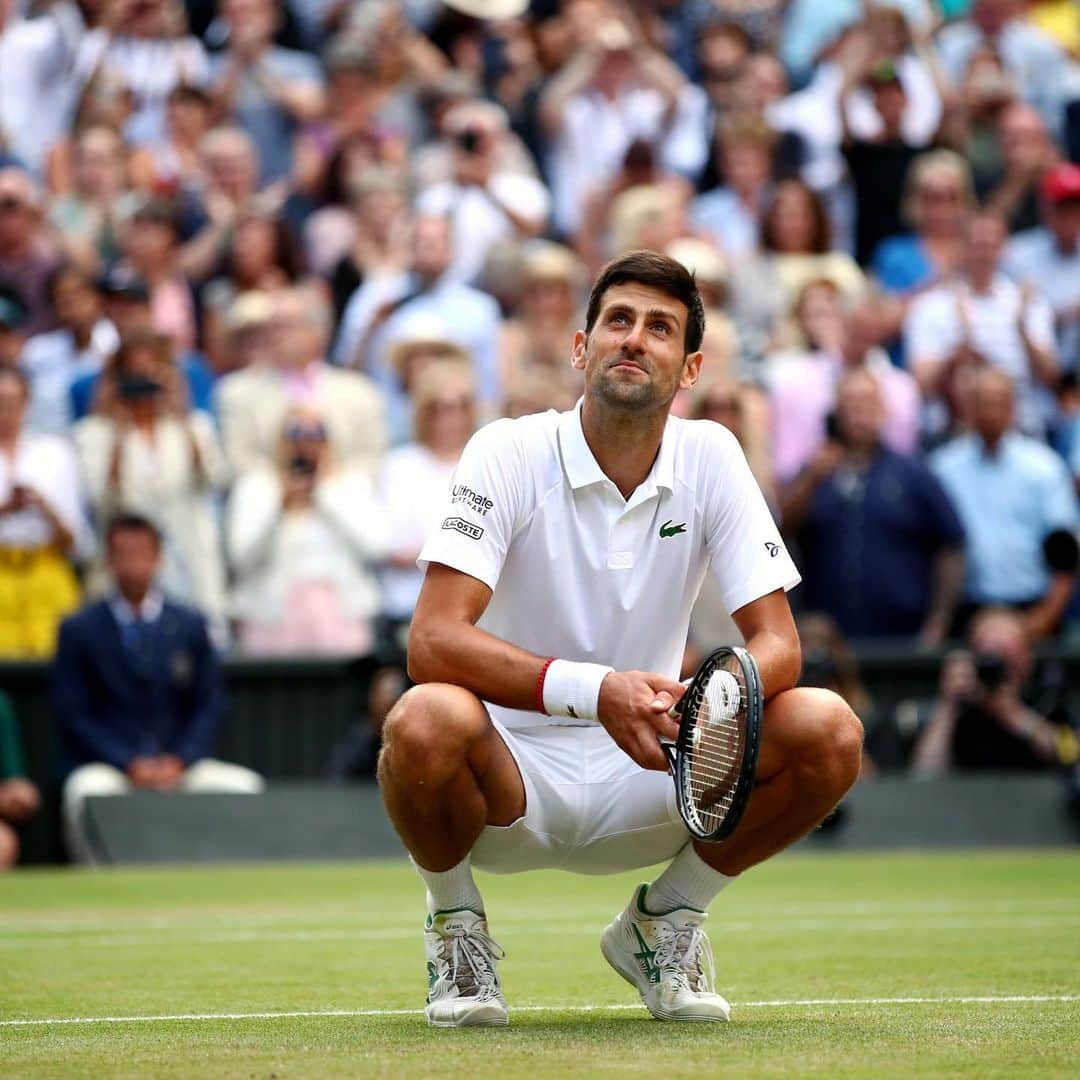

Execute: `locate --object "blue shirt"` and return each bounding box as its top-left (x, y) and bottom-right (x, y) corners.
top-left (871, 233), bottom-right (934, 296)
top-left (931, 433), bottom-right (1080, 604)
top-left (69, 350), bottom-right (216, 422)
top-left (798, 446), bottom-right (965, 638)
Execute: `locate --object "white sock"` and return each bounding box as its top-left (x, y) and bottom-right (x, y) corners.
top-left (413, 856), bottom-right (484, 915)
top-left (644, 844), bottom-right (736, 914)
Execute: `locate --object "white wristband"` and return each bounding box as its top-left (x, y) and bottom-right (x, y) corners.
top-left (542, 660), bottom-right (613, 721)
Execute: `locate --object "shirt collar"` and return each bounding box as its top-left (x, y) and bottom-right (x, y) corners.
top-left (109, 588), bottom-right (164, 625)
top-left (557, 399), bottom-right (675, 496)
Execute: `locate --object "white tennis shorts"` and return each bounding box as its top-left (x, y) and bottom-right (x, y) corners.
top-left (470, 714), bottom-right (690, 875)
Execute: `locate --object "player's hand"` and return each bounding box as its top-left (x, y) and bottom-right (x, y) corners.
top-left (597, 671), bottom-right (685, 772)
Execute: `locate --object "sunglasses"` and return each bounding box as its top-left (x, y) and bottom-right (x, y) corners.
top-left (428, 397), bottom-right (472, 414)
top-left (285, 423), bottom-right (327, 441)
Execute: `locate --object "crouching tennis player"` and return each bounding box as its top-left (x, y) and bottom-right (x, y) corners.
top-left (378, 251), bottom-right (863, 1026)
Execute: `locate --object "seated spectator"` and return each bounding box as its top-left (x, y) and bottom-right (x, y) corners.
top-left (73, 0), bottom-right (210, 149)
top-left (210, 0), bottom-right (325, 185)
top-left (983, 103), bottom-right (1063, 233)
top-left (0, 168), bottom-right (63, 336)
top-left (74, 331), bottom-right (229, 636)
top-left (0, 689), bottom-right (41, 870)
top-left (333, 214), bottom-right (501, 438)
top-left (729, 178), bottom-right (866, 355)
top-left (912, 607), bottom-right (1072, 774)
top-left (935, 0), bottom-right (1071, 142)
top-left (54, 513), bottom-right (263, 865)
top-left (68, 267), bottom-right (214, 421)
top-left (217, 285), bottom-right (385, 474)
top-left (326, 666), bottom-right (408, 781)
top-left (906, 209), bottom-right (1059, 438)
top-left (780, 369), bottom-right (966, 643)
top-left (501, 242), bottom-right (585, 406)
top-left (871, 149), bottom-right (974, 301)
top-left (115, 195), bottom-right (197, 353)
top-left (0, 368), bottom-right (88, 658)
top-left (691, 116), bottom-right (775, 262)
top-left (130, 82), bottom-right (216, 195)
top-left (216, 290), bottom-right (274, 378)
top-left (931, 367), bottom-right (1080, 640)
top-left (378, 361), bottom-right (477, 644)
top-left (416, 100), bottom-right (550, 286)
top-left (18, 263), bottom-right (118, 437)
top-left (226, 408), bottom-right (389, 655)
top-left (769, 280), bottom-right (920, 484)
top-left (1004, 163), bottom-right (1080, 373)
top-left (47, 124), bottom-right (129, 273)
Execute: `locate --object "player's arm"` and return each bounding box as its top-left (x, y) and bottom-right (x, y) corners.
top-left (409, 563), bottom-right (683, 771)
top-left (731, 589), bottom-right (802, 702)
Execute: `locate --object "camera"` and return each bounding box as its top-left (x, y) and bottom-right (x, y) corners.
top-left (457, 129), bottom-right (483, 154)
top-left (117, 374), bottom-right (163, 401)
top-left (289, 454), bottom-right (317, 477)
top-left (973, 652), bottom-right (1010, 692)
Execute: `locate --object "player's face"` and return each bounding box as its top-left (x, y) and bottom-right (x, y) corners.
top-left (572, 283), bottom-right (702, 412)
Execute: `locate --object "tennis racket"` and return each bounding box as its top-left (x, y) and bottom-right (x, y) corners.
top-left (661, 646), bottom-right (764, 843)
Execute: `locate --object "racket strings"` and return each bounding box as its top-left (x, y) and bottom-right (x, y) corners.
top-left (684, 664), bottom-right (748, 831)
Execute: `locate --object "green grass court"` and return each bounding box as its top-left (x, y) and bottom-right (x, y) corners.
top-left (2, 851), bottom-right (1078, 1077)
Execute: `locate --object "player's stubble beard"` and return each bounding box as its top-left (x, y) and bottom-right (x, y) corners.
top-left (590, 347), bottom-right (682, 413)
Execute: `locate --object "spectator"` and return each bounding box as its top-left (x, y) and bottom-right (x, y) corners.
top-left (0, 0), bottom-right (85, 174)
top-left (19, 263), bottom-right (118, 437)
top-left (68, 267), bottom-right (214, 421)
top-left (984, 103), bottom-right (1063, 233)
top-left (540, 15), bottom-right (703, 236)
top-left (729, 178), bottom-right (866, 354)
top-left (906, 209), bottom-right (1059, 438)
top-left (73, 0), bottom-right (209, 149)
top-left (378, 360), bottom-right (477, 642)
top-left (217, 285), bottom-right (385, 475)
top-left (912, 607), bottom-right (1071, 774)
top-left (215, 289), bottom-right (273, 378)
top-left (54, 512), bottom-right (263, 865)
top-left (210, 0), bottom-right (325, 185)
top-left (326, 666), bottom-right (408, 782)
top-left (116, 195), bottom-right (197, 352)
top-left (0, 689), bottom-right (41, 870)
top-left (780, 369), bottom-right (966, 643)
top-left (226, 408), bottom-right (389, 654)
top-left (501, 242), bottom-right (586, 403)
top-left (131, 82), bottom-right (215, 194)
top-left (691, 115), bottom-right (775, 262)
top-left (333, 214), bottom-right (502, 439)
top-left (1004, 163), bottom-right (1080, 373)
top-left (47, 124), bottom-right (129, 273)
top-left (0, 367), bottom-right (87, 658)
top-left (0, 167), bottom-right (63, 336)
top-left (769, 281), bottom-right (920, 484)
top-left (74, 331), bottom-right (229, 634)
top-left (935, 0), bottom-right (1073, 140)
top-left (871, 149), bottom-right (974, 301)
top-left (931, 367), bottom-right (1080, 640)
top-left (416, 100), bottom-right (550, 286)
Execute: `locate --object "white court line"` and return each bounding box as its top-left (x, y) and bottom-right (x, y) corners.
top-left (3, 916), bottom-right (1078, 950)
top-left (2, 995), bottom-right (1078, 1028)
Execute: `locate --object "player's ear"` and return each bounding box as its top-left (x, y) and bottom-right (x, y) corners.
top-left (679, 350), bottom-right (704, 390)
top-left (571, 330), bottom-right (587, 371)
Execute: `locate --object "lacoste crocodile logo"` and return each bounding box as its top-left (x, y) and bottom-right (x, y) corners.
top-left (659, 520), bottom-right (687, 539)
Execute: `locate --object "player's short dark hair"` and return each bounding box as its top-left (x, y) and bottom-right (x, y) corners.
top-left (584, 250), bottom-right (706, 354)
top-left (105, 512), bottom-right (162, 548)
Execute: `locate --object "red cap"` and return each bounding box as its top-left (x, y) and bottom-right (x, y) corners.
top-left (1041, 163), bottom-right (1080, 204)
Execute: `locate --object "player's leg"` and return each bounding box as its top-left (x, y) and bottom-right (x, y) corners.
top-left (377, 682), bottom-right (526, 1028)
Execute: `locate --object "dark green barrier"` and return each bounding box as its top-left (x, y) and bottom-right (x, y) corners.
top-left (4, 647), bottom-right (1080, 864)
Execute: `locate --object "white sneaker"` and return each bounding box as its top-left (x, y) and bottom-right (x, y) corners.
top-left (601, 883), bottom-right (730, 1022)
top-left (424, 908), bottom-right (509, 1027)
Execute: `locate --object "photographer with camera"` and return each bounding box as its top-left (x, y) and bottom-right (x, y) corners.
top-left (912, 607), bottom-right (1072, 775)
top-left (73, 329), bottom-right (228, 638)
top-left (226, 407), bottom-right (389, 655)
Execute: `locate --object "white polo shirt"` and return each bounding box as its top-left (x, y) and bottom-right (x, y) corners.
top-left (418, 403), bottom-right (800, 731)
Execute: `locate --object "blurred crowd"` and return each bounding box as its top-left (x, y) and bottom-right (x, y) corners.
top-left (0, 0), bottom-right (1078, 678)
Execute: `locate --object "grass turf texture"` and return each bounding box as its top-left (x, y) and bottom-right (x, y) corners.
top-left (1, 851), bottom-right (1078, 1078)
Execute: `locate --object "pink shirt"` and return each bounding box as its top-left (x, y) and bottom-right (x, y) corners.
top-left (769, 348), bottom-right (921, 484)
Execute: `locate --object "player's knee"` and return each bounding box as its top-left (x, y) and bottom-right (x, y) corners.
top-left (380, 684), bottom-right (488, 775)
top-left (817, 693), bottom-right (864, 789)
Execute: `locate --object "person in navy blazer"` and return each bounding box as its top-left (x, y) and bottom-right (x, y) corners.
top-left (53, 513), bottom-right (262, 863)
